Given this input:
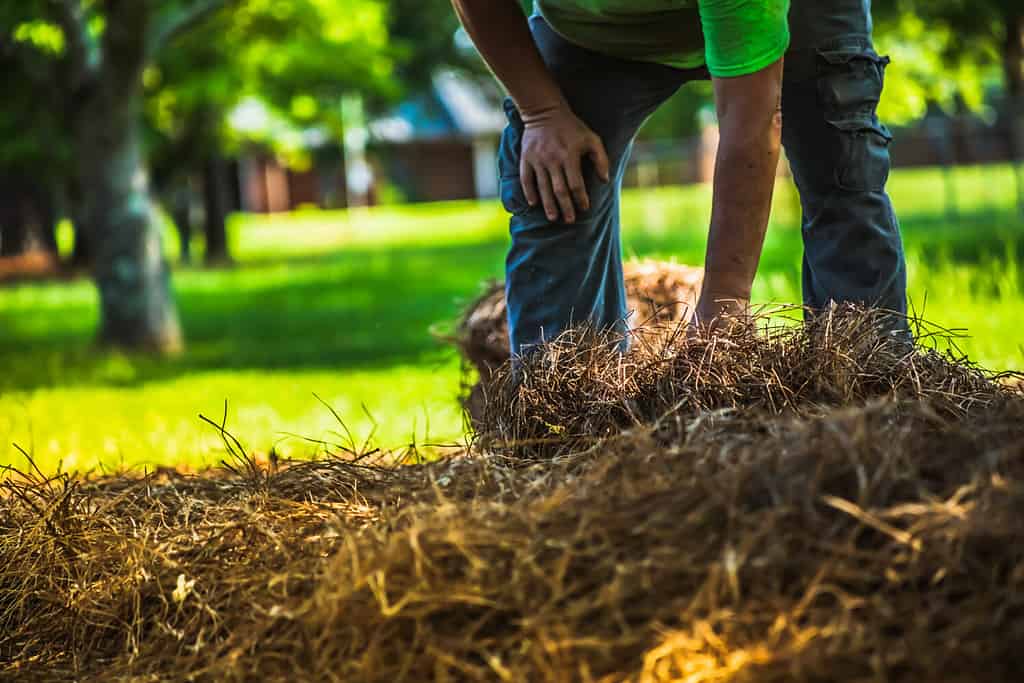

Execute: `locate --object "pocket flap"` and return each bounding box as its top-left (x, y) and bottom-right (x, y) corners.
top-left (827, 118), bottom-right (893, 142)
top-left (818, 47), bottom-right (890, 68)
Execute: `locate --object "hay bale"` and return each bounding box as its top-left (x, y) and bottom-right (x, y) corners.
top-left (455, 259), bottom-right (704, 380)
top-left (3, 308), bottom-right (1024, 682)
top-left (622, 257), bottom-right (705, 326)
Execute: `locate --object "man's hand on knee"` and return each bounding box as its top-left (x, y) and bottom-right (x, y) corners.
top-left (520, 105), bottom-right (610, 224)
top-left (450, 0), bottom-right (610, 225)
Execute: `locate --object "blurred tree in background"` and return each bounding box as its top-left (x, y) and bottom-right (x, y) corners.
top-left (0, 46), bottom-right (67, 259)
top-left (874, 0), bottom-right (1023, 208)
top-left (2, 0), bottom-right (1022, 354)
top-left (385, 0), bottom-right (475, 94)
top-left (145, 0), bottom-right (395, 264)
top-left (874, 0), bottom-right (1021, 99)
top-left (0, 0), bottom-right (396, 351)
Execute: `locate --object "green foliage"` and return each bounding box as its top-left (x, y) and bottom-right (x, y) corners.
top-left (224, 0), bottom-right (394, 112)
top-left (874, 0), bottom-right (1013, 64)
top-left (874, 0), bottom-right (1022, 117)
top-left (12, 20), bottom-right (65, 54)
top-left (875, 12), bottom-right (997, 123)
top-left (3, 1), bottom-right (406, 195)
top-left (145, 0), bottom-right (397, 189)
top-left (1, 166), bottom-right (1022, 473)
top-left (0, 59), bottom-right (69, 174)
top-left (385, 0), bottom-right (474, 94)
top-left (637, 81), bottom-right (713, 141)
top-left (0, 7), bottom-right (69, 176)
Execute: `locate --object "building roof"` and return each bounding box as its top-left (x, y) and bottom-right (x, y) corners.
top-left (370, 70), bottom-right (505, 144)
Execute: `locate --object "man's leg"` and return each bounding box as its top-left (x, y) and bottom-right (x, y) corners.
top-left (782, 0), bottom-right (909, 332)
top-left (500, 16), bottom-right (700, 356)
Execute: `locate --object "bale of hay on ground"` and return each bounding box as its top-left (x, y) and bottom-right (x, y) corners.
top-left (455, 259), bottom-right (703, 427)
top-left (455, 259), bottom-right (704, 381)
top-left (2, 306), bottom-right (1024, 682)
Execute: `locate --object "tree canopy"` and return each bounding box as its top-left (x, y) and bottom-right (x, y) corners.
top-left (0, 0), bottom-right (405, 351)
top-left (874, 0), bottom-right (1022, 120)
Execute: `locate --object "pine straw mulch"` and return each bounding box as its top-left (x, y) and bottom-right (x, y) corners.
top-left (3, 306), bottom-right (1024, 682)
top-left (454, 259), bottom-right (704, 381)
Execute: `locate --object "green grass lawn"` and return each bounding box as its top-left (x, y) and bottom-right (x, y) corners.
top-left (2, 165), bottom-right (1023, 473)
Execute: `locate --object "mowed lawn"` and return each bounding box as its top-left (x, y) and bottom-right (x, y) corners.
top-left (1, 165), bottom-right (1022, 473)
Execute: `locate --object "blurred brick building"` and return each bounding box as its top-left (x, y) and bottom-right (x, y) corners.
top-left (369, 70), bottom-right (506, 203)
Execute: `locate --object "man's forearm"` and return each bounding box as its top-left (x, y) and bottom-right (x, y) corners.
top-left (451, 0), bottom-right (565, 120)
top-left (700, 61), bottom-right (784, 314)
top-left (702, 132), bottom-right (781, 302)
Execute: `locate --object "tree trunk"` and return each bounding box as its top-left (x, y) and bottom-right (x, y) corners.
top-left (1, 180), bottom-right (62, 258)
top-left (0, 178), bottom-right (57, 258)
top-left (34, 185), bottom-right (59, 256)
top-left (0, 188), bottom-right (29, 257)
top-left (202, 155), bottom-right (231, 265)
top-left (74, 92), bottom-right (183, 353)
top-left (70, 224), bottom-right (94, 269)
top-left (170, 183), bottom-right (194, 266)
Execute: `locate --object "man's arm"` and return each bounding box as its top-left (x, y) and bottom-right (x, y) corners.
top-left (695, 58), bottom-right (784, 327)
top-left (451, 0), bottom-right (609, 224)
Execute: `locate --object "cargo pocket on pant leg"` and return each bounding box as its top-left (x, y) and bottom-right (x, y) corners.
top-left (500, 176), bottom-right (530, 216)
top-left (816, 46), bottom-right (893, 192)
top-left (817, 46), bottom-right (889, 114)
top-left (826, 118), bottom-right (893, 192)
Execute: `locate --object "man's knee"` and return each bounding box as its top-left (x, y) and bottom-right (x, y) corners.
top-left (498, 99), bottom-right (620, 225)
top-left (818, 45), bottom-right (892, 192)
top-left (784, 44), bottom-right (893, 196)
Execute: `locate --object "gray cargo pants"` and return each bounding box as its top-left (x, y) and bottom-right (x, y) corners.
top-left (500, 1), bottom-right (908, 354)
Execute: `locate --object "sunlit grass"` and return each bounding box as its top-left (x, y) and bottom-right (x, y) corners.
top-left (1, 164), bottom-right (1021, 473)
top-left (1, 364), bottom-right (464, 475)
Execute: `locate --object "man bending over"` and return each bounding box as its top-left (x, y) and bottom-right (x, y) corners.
top-left (452, 0), bottom-right (907, 354)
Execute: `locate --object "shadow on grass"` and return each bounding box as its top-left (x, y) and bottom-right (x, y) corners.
top-left (1, 203), bottom-right (1022, 393)
top-left (0, 238), bottom-right (508, 392)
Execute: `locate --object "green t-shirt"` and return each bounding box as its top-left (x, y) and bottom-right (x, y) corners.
top-left (534, 0), bottom-right (790, 77)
